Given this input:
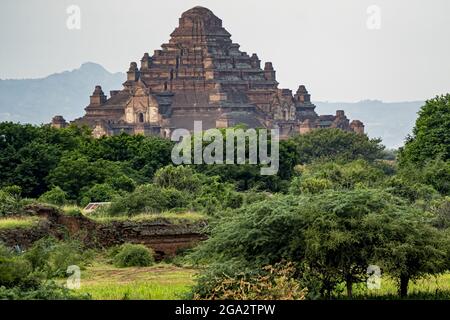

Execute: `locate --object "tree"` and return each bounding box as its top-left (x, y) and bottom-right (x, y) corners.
top-left (290, 129), bottom-right (385, 164)
top-left (46, 153), bottom-right (125, 200)
top-left (374, 210), bottom-right (448, 297)
top-left (0, 123), bottom-right (92, 197)
top-left (399, 94), bottom-right (450, 165)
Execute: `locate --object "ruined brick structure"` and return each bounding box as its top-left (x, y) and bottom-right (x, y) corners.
top-left (55, 6), bottom-right (364, 138)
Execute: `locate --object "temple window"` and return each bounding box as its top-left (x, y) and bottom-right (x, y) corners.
top-left (138, 113), bottom-right (144, 123)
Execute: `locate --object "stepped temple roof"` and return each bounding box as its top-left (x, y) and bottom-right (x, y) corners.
top-left (64, 6), bottom-right (364, 138)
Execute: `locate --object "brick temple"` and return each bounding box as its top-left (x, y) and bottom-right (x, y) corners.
top-left (53, 6), bottom-right (364, 138)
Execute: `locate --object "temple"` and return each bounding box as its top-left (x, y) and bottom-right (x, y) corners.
top-left (55, 6), bottom-right (364, 138)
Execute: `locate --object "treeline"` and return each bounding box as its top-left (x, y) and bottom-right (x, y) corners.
top-left (0, 121), bottom-right (385, 208)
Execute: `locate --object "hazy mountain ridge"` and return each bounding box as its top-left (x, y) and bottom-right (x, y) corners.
top-left (0, 63), bottom-right (423, 148)
top-left (314, 100), bottom-right (423, 148)
top-left (0, 62), bottom-right (124, 125)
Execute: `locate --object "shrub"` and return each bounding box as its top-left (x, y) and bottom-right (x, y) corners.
top-left (112, 243), bottom-right (155, 268)
top-left (23, 237), bottom-right (93, 278)
top-left (108, 184), bottom-right (190, 216)
top-left (289, 160), bottom-right (386, 194)
top-left (0, 281), bottom-right (90, 300)
top-left (62, 206), bottom-right (83, 217)
top-left (1, 185), bottom-right (22, 197)
top-left (430, 197), bottom-right (450, 229)
top-left (290, 177), bottom-right (333, 194)
top-left (0, 188), bottom-right (22, 216)
top-left (192, 262), bottom-right (307, 300)
top-left (0, 243), bottom-right (89, 300)
top-left (80, 183), bottom-right (118, 207)
top-left (384, 176), bottom-right (440, 202)
top-left (190, 177), bottom-right (243, 215)
top-left (38, 186), bottom-right (67, 206)
top-left (154, 165), bottom-right (203, 193)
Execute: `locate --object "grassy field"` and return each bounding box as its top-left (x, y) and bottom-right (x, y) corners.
top-left (76, 263), bottom-right (197, 300)
top-left (332, 273), bottom-right (450, 299)
top-left (74, 262), bottom-right (450, 300)
top-left (0, 216), bottom-right (42, 230)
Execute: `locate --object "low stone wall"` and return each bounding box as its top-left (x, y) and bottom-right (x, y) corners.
top-left (0, 205), bottom-right (207, 259)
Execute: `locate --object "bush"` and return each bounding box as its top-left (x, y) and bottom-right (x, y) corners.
top-left (154, 165), bottom-right (203, 193)
top-left (191, 262), bottom-right (307, 300)
top-left (0, 281), bottom-right (90, 300)
top-left (290, 177), bottom-right (333, 194)
top-left (0, 190), bottom-right (21, 216)
top-left (1, 185), bottom-right (22, 197)
top-left (112, 243), bottom-right (155, 268)
top-left (23, 237), bottom-right (93, 278)
top-left (191, 177), bottom-right (243, 215)
top-left (430, 197), bottom-right (450, 229)
top-left (80, 183), bottom-right (118, 207)
top-left (0, 256), bottom-right (35, 288)
top-left (289, 160), bottom-right (386, 194)
top-left (384, 176), bottom-right (440, 202)
top-left (38, 186), bottom-right (67, 206)
top-left (107, 184), bottom-right (190, 216)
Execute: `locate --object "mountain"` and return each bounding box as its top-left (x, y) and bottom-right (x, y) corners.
top-left (0, 62), bottom-right (124, 125)
top-left (0, 63), bottom-right (423, 148)
top-left (314, 100), bottom-right (423, 149)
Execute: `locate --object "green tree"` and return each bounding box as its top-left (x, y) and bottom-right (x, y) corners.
top-left (46, 153), bottom-right (125, 200)
top-left (374, 211), bottom-right (448, 297)
top-left (0, 123), bottom-right (92, 197)
top-left (290, 129), bottom-right (385, 164)
top-left (399, 94), bottom-right (450, 165)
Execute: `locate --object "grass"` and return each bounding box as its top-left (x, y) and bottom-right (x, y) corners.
top-left (75, 262), bottom-right (196, 300)
top-left (89, 211), bottom-right (207, 225)
top-left (336, 273), bottom-right (450, 299)
top-left (0, 216), bottom-right (42, 230)
top-left (61, 205), bottom-right (83, 216)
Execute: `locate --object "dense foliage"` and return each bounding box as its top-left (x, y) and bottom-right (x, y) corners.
top-left (0, 238), bottom-right (92, 300)
top-left (1, 116), bottom-right (449, 299)
top-left (398, 95), bottom-right (450, 196)
top-left (399, 94), bottom-right (450, 164)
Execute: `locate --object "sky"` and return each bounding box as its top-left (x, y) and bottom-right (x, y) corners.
top-left (1, 0), bottom-right (449, 102)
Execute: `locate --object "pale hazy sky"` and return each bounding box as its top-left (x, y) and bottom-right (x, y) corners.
top-left (1, 0), bottom-right (449, 101)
